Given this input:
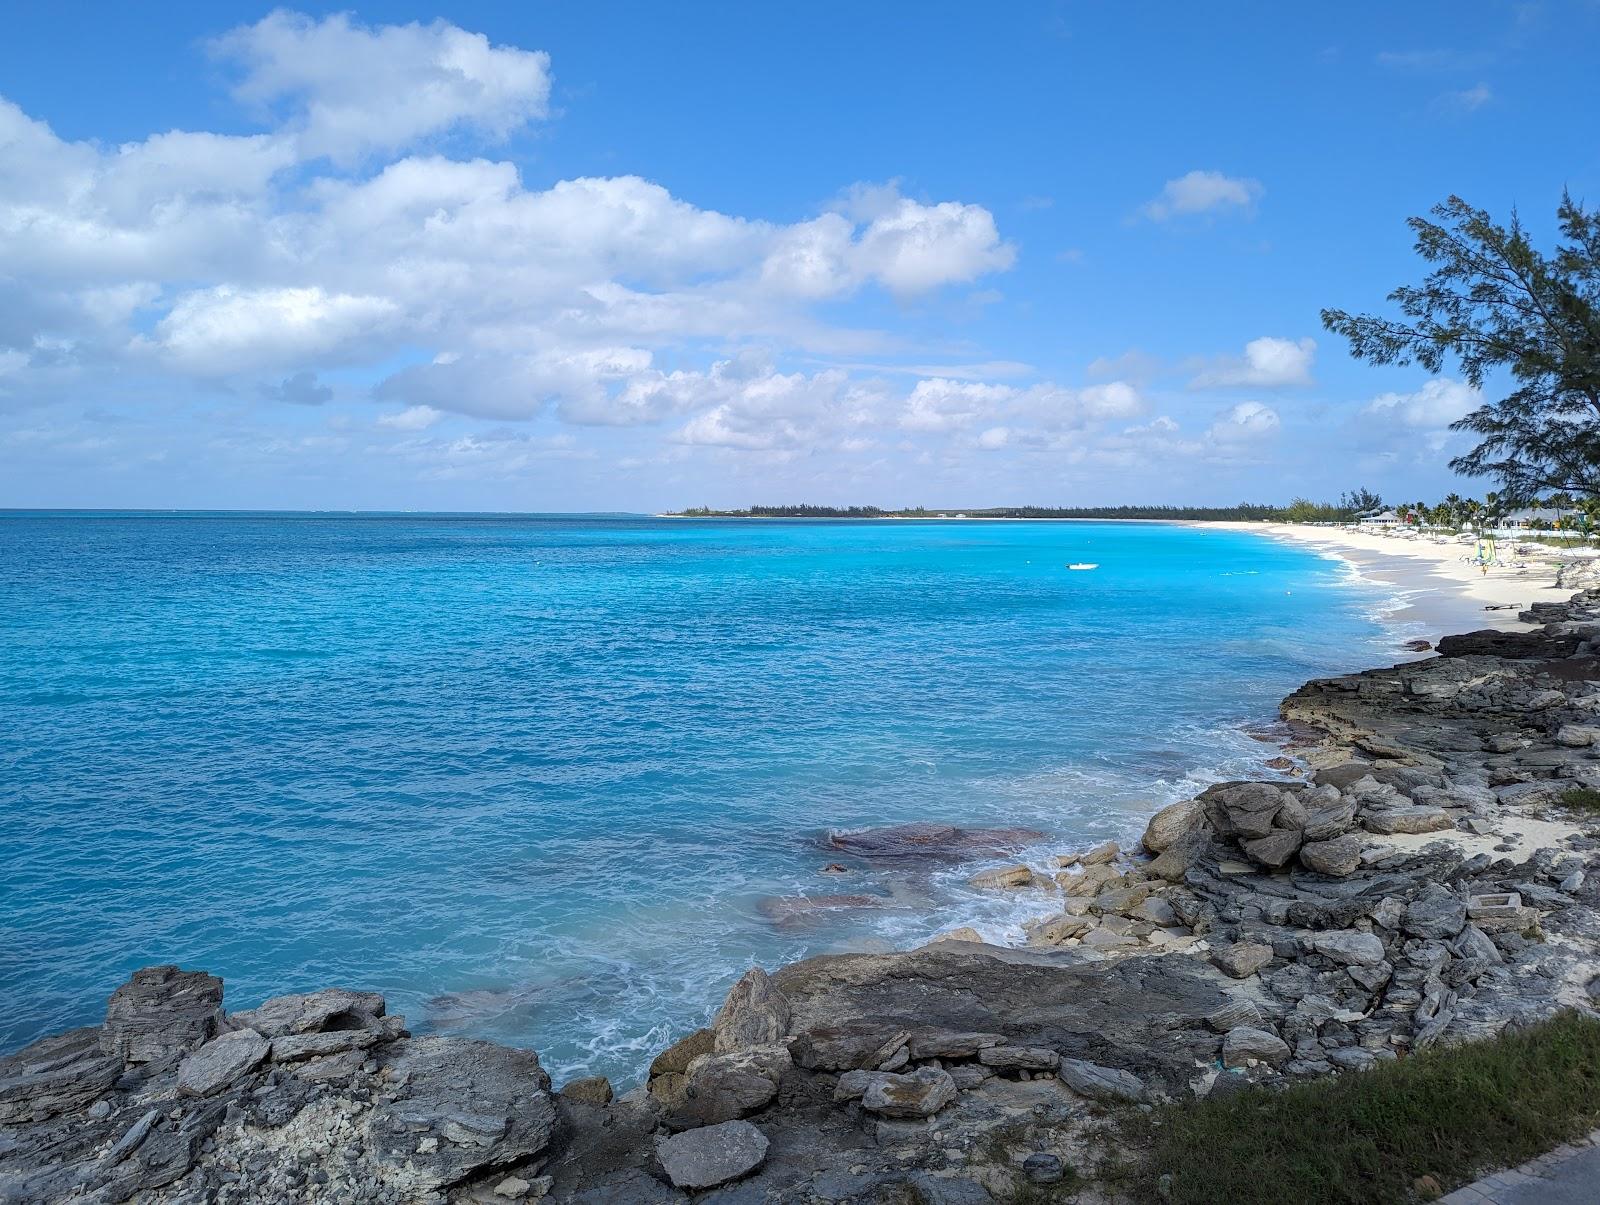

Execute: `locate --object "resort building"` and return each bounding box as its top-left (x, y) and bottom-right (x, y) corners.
top-left (1501, 507), bottom-right (1581, 530)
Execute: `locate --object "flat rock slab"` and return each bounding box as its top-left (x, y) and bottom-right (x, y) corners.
top-left (369, 1037), bottom-right (556, 1193)
top-left (655, 1120), bottom-right (769, 1190)
top-left (1058, 1057), bottom-right (1147, 1102)
top-left (861, 1067), bottom-right (957, 1117)
top-left (772, 943), bottom-right (1229, 1088)
top-left (0, 1026), bottom-right (121, 1124)
top-left (177, 1029), bottom-right (269, 1097)
top-left (232, 987), bottom-right (386, 1038)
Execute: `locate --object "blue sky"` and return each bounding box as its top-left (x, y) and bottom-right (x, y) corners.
top-left (1, 2), bottom-right (1597, 511)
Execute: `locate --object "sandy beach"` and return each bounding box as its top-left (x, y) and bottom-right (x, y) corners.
top-left (1194, 521), bottom-right (1584, 643)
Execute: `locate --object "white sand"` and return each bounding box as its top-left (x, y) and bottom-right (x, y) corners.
top-left (1191, 521), bottom-right (1583, 643)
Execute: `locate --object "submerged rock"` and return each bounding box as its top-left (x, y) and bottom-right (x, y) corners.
top-left (969, 864), bottom-right (1038, 889)
top-left (822, 822), bottom-right (1042, 861)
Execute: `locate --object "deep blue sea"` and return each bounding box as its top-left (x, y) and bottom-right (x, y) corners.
top-left (1, 514), bottom-right (1408, 1083)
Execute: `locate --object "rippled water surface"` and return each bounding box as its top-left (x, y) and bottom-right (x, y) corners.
top-left (1, 513), bottom-right (1399, 1080)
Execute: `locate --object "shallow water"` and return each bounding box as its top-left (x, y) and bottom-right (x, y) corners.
top-left (0, 514), bottom-right (1403, 1082)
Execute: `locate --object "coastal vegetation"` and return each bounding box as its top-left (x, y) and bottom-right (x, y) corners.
top-left (1127, 1011), bottom-right (1600, 1205)
top-left (1324, 192), bottom-right (1600, 500)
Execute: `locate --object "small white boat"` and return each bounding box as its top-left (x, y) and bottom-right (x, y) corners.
top-left (1068, 562), bottom-right (1098, 570)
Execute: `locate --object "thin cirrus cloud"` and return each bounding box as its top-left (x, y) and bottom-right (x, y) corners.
top-left (1207, 401), bottom-right (1281, 442)
top-left (1438, 83), bottom-right (1493, 112)
top-left (1363, 378), bottom-right (1481, 429)
top-left (1138, 170), bottom-right (1263, 222)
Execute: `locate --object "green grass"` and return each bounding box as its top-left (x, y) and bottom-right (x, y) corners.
top-left (1558, 786), bottom-right (1600, 813)
top-left (1126, 1013), bottom-right (1600, 1205)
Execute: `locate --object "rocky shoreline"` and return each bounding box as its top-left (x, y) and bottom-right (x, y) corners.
top-left (8, 594), bottom-right (1600, 1203)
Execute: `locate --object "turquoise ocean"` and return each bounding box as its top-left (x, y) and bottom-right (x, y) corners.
top-left (0, 514), bottom-right (1410, 1083)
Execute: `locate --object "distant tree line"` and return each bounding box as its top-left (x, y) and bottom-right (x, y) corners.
top-left (672, 498), bottom-right (1382, 521)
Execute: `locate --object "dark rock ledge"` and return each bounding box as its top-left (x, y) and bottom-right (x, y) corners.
top-left (8, 593), bottom-right (1600, 1202)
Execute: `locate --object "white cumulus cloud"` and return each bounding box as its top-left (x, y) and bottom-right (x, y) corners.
top-left (212, 11), bottom-right (553, 163)
top-left (145, 286), bottom-right (400, 375)
top-left (1191, 337), bottom-right (1316, 388)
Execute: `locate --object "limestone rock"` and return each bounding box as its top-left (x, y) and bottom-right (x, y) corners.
top-left (712, 968), bottom-right (791, 1053)
top-left (969, 864), bottom-right (1036, 889)
top-left (1081, 928), bottom-right (1139, 951)
top-left (832, 1068), bottom-right (875, 1101)
top-left (1307, 929), bottom-right (1386, 967)
top-left (369, 1037), bottom-right (556, 1193)
top-left (0, 1026), bottom-right (120, 1124)
top-left (1057, 1057), bottom-right (1147, 1102)
top-left (1023, 1152), bottom-right (1066, 1184)
top-left (231, 987), bottom-right (386, 1038)
top-left (650, 1028), bottom-right (715, 1077)
top-left (1212, 941), bottom-right (1273, 979)
top-left (1074, 840), bottom-right (1121, 866)
top-left (655, 1120), bottom-right (769, 1191)
top-left (859, 1067), bottom-right (957, 1117)
top-left (673, 1046), bottom-right (790, 1126)
top-left (176, 1029), bottom-right (269, 1097)
top-left (1303, 798), bottom-right (1359, 842)
top-left (101, 965), bottom-right (224, 1064)
top-left (1241, 827), bottom-right (1303, 868)
top-left (1222, 1026), bottom-right (1290, 1068)
top-left (931, 926), bottom-right (987, 945)
top-left (269, 1025), bottom-right (392, 1062)
top-left (1090, 883), bottom-right (1151, 915)
top-left (906, 1030), bottom-right (1006, 1060)
top-left (561, 1075), bottom-right (614, 1105)
top-left (1328, 1047), bottom-right (1378, 1072)
top-left (1205, 999), bottom-right (1263, 1033)
top-left (1402, 885), bottom-right (1467, 940)
top-left (1299, 835), bottom-right (1363, 877)
top-left (977, 1045), bottom-right (1059, 1071)
top-left (1027, 913), bottom-right (1092, 944)
top-left (1205, 782), bottom-right (1286, 839)
top-left (1059, 864), bottom-right (1120, 896)
top-left (1363, 809), bottom-right (1454, 836)
top-left (1147, 836), bottom-right (1208, 881)
top-left (1131, 896), bottom-right (1179, 927)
